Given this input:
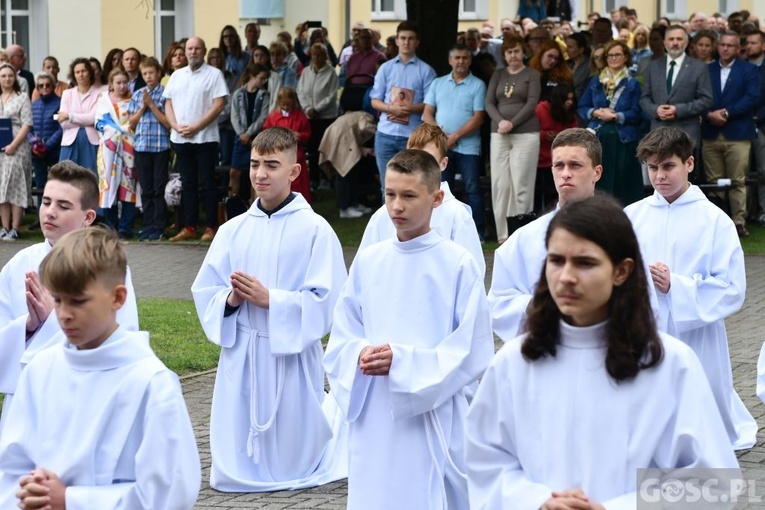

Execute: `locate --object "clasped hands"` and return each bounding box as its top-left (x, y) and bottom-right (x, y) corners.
top-left (592, 108), bottom-right (618, 123)
top-left (16, 467), bottom-right (66, 510)
top-left (227, 271), bottom-right (269, 309)
top-left (541, 489), bottom-right (605, 510)
top-left (358, 344), bottom-right (392, 376)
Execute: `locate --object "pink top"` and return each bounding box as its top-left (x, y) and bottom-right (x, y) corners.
top-left (59, 86), bottom-right (100, 146)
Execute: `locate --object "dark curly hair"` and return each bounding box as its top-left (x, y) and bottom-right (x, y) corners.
top-left (522, 194), bottom-right (663, 382)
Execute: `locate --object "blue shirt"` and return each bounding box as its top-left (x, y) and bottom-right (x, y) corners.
top-left (127, 85), bottom-right (170, 153)
top-left (424, 72), bottom-right (486, 155)
top-left (370, 55), bottom-right (436, 138)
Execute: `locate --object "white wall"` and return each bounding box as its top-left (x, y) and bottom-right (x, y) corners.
top-left (47, 0), bottom-right (101, 79)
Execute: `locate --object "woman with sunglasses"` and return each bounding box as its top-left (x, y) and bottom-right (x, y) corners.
top-left (29, 72), bottom-right (62, 218)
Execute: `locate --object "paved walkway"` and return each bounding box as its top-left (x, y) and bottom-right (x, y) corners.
top-left (1, 241), bottom-right (764, 508)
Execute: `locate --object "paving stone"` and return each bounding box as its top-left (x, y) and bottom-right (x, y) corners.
top-left (1, 243), bottom-right (763, 508)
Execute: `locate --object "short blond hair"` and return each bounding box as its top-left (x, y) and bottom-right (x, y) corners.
top-left (40, 227), bottom-right (126, 295)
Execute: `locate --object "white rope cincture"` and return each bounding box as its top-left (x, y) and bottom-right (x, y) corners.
top-left (246, 329), bottom-right (285, 463)
top-left (423, 407), bottom-right (467, 510)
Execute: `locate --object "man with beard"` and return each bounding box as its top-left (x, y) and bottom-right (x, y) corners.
top-left (163, 37), bottom-right (229, 242)
top-left (640, 25), bottom-right (713, 150)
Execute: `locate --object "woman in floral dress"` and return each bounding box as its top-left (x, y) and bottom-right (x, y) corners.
top-left (0, 63), bottom-right (32, 241)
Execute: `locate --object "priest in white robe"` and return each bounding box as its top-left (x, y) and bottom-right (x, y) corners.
top-left (0, 327), bottom-right (200, 510)
top-left (325, 230), bottom-right (494, 510)
top-left (192, 193), bottom-right (348, 492)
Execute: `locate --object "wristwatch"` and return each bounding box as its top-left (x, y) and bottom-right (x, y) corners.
top-left (721, 109), bottom-right (729, 119)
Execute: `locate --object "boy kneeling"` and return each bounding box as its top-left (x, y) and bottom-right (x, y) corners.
top-left (0, 228), bottom-right (200, 510)
top-left (325, 149), bottom-right (493, 509)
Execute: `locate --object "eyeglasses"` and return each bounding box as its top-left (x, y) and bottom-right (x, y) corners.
top-left (606, 53), bottom-right (625, 59)
top-left (37, 83), bottom-right (53, 89)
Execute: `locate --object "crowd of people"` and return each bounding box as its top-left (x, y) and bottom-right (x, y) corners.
top-left (0, 8), bottom-right (761, 244)
top-left (0, 6), bottom-right (762, 508)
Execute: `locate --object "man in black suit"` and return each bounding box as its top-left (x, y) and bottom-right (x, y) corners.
top-left (6, 45), bottom-right (33, 99)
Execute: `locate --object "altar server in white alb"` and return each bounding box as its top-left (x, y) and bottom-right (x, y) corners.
top-left (625, 127), bottom-right (757, 450)
top-left (359, 123), bottom-right (485, 278)
top-left (0, 161), bottom-right (138, 426)
top-left (0, 228), bottom-right (200, 510)
top-left (325, 149), bottom-right (494, 510)
top-left (466, 196), bottom-right (739, 510)
top-left (192, 127), bottom-right (347, 492)
top-left (488, 128), bottom-right (602, 340)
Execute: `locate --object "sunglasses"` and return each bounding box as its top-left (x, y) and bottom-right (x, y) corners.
top-left (37, 83), bottom-right (53, 89)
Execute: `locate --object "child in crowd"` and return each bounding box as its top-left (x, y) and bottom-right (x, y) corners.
top-left (359, 123), bottom-right (485, 277)
top-left (625, 127), bottom-right (757, 450)
top-left (324, 149), bottom-right (493, 510)
top-left (192, 127), bottom-right (346, 491)
top-left (263, 87), bottom-right (312, 203)
top-left (466, 195), bottom-right (738, 509)
top-left (229, 63), bottom-right (270, 200)
top-left (0, 161), bottom-right (138, 426)
top-left (95, 68), bottom-right (137, 238)
top-left (0, 228), bottom-right (200, 509)
top-left (128, 56), bottom-right (171, 242)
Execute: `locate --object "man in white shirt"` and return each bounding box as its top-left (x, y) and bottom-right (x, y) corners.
top-left (164, 36), bottom-right (228, 242)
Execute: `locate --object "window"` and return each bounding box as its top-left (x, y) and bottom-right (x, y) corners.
top-left (459, 0), bottom-right (488, 20)
top-left (601, 0), bottom-right (627, 13)
top-left (371, 0), bottom-right (486, 21)
top-left (718, 0), bottom-right (739, 16)
top-left (1, 0), bottom-right (30, 54)
top-left (154, 0), bottom-right (194, 60)
top-left (371, 0), bottom-right (406, 21)
top-left (662, 0), bottom-right (685, 20)
top-left (0, 0), bottom-right (47, 72)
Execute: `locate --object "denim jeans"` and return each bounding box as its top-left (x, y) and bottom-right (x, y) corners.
top-left (442, 151), bottom-right (485, 237)
top-left (174, 142), bottom-right (220, 230)
top-left (374, 131), bottom-right (408, 198)
top-left (101, 201), bottom-right (136, 235)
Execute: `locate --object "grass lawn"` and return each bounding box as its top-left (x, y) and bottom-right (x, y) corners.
top-left (138, 299), bottom-right (219, 376)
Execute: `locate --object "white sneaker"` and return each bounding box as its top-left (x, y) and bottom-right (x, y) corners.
top-left (0, 228), bottom-right (7, 239)
top-left (3, 228), bottom-right (18, 241)
top-left (339, 207), bottom-right (363, 219)
top-left (354, 204), bottom-right (372, 214)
